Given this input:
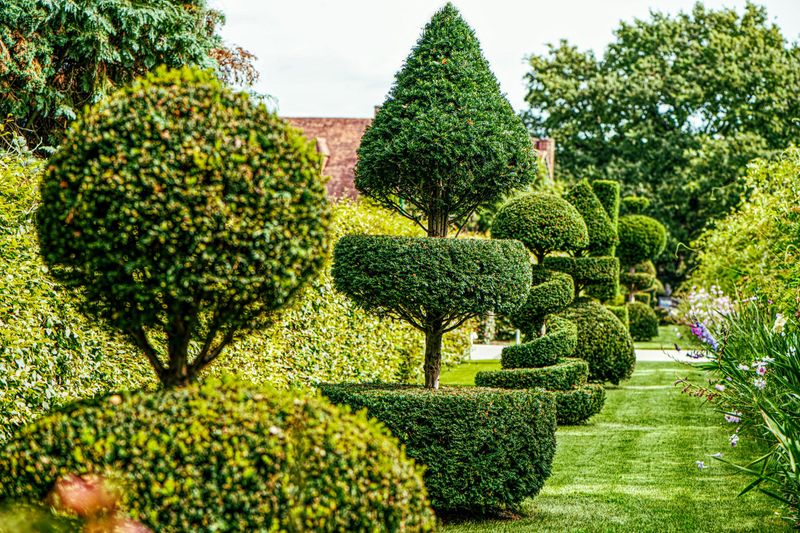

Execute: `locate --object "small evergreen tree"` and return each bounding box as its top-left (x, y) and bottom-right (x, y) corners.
top-left (335, 3), bottom-right (536, 389)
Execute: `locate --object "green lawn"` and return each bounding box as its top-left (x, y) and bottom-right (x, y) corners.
top-left (634, 325), bottom-right (694, 350)
top-left (440, 361), bottom-right (788, 533)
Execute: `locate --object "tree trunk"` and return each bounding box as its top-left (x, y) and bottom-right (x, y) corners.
top-left (427, 206), bottom-right (448, 238)
top-left (627, 266), bottom-right (636, 303)
top-left (163, 335), bottom-right (192, 388)
top-left (424, 318), bottom-right (444, 390)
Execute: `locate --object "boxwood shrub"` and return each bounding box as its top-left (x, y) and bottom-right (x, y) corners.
top-left (559, 299), bottom-right (635, 385)
top-left (554, 384), bottom-right (606, 425)
top-left (607, 305), bottom-right (630, 329)
top-left (591, 180), bottom-right (621, 234)
top-left (628, 301), bottom-right (659, 341)
top-left (507, 268), bottom-right (574, 336)
top-left (565, 180), bottom-right (617, 256)
top-left (501, 317), bottom-right (577, 368)
top-left (318, 383), bottom-right (557, 514)
top-left (0, 379), bottom-right (435, 532)
top-left (475, 358), bottom-right (588, 390)
top-left (544, 256), bottom-right (620, 301)
top-left (616, 214), bottom-right (667, 267)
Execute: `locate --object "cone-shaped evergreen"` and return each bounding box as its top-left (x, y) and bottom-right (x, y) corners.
top-left (356, 2), bottom-right (536, 237)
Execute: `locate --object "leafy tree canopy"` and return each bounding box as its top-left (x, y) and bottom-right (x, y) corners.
top-left (524, 2), bottom-right (800, 285)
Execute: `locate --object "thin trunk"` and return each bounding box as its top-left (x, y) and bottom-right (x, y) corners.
top-left (628, 266), bottom-right (636, 303)
top-left (427, 206), bottom-right (448, 238)
top-left (163, 338), bottom-right (192, 388)
top-left (424, 318), bottom-right (444, 390)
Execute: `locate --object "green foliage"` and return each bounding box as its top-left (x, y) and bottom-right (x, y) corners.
top-left (606, 305), bottom-right (630, 329)
top-left (543, 256), bottom-right (620, 301)
top-left (38, 67), bottom-right (330, 387)
top-left (689, 150), bottom-right (800, 315)
top-left (559, 299), bottom-right (635, 385)
top-left (565, 180), bottom-right (617, 256)
top-left (554, 384), bottom-right (607, 425)
top-left (621, 196), bottom-right (651, 215)
top-left (507, 268), bottom-right (574, 336)
top-left (616, 215), bottom-right (667, 267)
top-left (492, 193), bottom-right (588, 261)
top-left (524, 3), bottom-right (800, 285)
top-left (591, 180), bottom-right (621, 235)
top-left (628, 302), bottom-right (659, 341)
top-left (355, 3), bottom-right (535, 236)
top-left (318, 383), bottom-right (557, 514)
top-left (501, 317), bottom-right (577, 368)
top-left (0, 379), bottom-right (435, 532)
top-left (0, 0), bottom-right (227, 149)
top-left (0, 151), bottom-right (153, 442)
top-left (333, 235), bottom-right (530, 329)
top-left (475, 358), bottom-right (588, 390)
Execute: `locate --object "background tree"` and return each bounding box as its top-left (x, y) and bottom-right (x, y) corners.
top-left (524, 2), bottom-right (800, 285)
top-left (336, 3), bottom-right (537, 389)
top-left (0, 0), bottom-right (256, 149)
top-left (37, 67), bottom-right (330, 387)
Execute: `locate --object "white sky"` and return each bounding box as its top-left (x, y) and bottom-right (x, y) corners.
top-left (209, 1), bottom-right (800, 117)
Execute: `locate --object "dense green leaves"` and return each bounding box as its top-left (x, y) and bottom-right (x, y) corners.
top-left (356, 3), bottom-right (536, 236)
top-left (491, 193), bottom-right (588, 261)
top-left (476, 358), bottom-right (589, 391)
top-left (0, 379), bottom-right (435, 531)
top-left (319, 383), bottom-right (557, 513)
top-left (333, 235), bottom-right (531, 329)
top-left (501, 317), bottom-right (577, 368)
top-left (565, 180), bottom-right (617, 256)
top-left (0, 0), bottom-right (228, 149)
top-left (628, 301), bottom-right (659, 341)
top-left (524, 3), bottom-right (800, 284)
top-left (544, 256), bottom-right (620, 300)
top-left (616, 215), bottom-right (667, 267)
top-left (38, 67), bottom-right (330, 386)
top-left (507, 269), bottom-right (574, 336)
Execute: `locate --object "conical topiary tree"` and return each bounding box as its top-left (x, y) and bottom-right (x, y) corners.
top-left (475, 193), bottom-right (606, 425)
top-left (545, 180), bottom-right (636, 385)
top-left (334, 3), bottom-right (537, 389)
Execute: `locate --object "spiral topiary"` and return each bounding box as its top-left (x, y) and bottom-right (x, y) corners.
top-left (37, 66), bottom-right (330, 387)
top-left (0, 379), bottom-right (435, 532)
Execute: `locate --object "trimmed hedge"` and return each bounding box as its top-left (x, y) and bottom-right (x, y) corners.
top-left (318, 383), bottom-right (557, 513)
top-left (621, 196), bottom-right (651, 215)
top-left (620, 271), bottom-right (655, 292)
top-left (475, 358), bottom-right (588, 390)
top-left (559, 299), bottom-right (635, 385)
top-left (501, 317), bottom-right (577, 368)
top-left (544, 256), bottom-right (620, 301)
top-left (565, 180), bottom-right (617, 256)
top-left (0, 379), bottom-right (435, 532)
top-left (333, 235), bottom-right (531, 320)
top-left (628, 301), bottom-right (659, 341)
top-left (554, 384), bottom-right (606, 425)
top-left (507, 268), bottom-right (574, 335)
top-left (491, 193), bottom-right (588, 260)
top-left (606, 305), bottom-right (630, 329)
top-left (591, 180), bottom-right (621, 233)
top-left (616, 215), bottom-right (667, 267)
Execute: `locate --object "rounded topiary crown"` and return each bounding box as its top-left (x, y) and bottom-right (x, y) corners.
top-left (616, 215), bottom-right (667, 266)
top-left (491, 193), bottom-right (588, 261)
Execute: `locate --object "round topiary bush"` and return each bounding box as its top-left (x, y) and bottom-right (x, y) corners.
top-left (0, 380), bottom-right (435, 532)
top-left (319, 383), bottom-right (557, 514)
top-left (37, 66), bottom-right (330, 387)
top-left (628, 301), bottom-right (659, 341)
top-left (559, 299), bottom-right (635, 385)
top-left (616, 215), bottom-right (667, 267)
top-left (491, 193), bottom-right (588, 262)
top-left (507, 268), bottom-right (574, 336)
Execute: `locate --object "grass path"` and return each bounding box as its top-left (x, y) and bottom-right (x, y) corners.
top-left (440, 361), bottom-right (789, 533)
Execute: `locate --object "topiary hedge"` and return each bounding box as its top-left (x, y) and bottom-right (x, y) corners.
top-left (616, 215), bottom-right (667, 267)
top-left (628, 301), bottom-right (659, 341)
top-left (0, 379), bottom-right (435, 532)
top-left (565, 180), bottom-right (617, 256)
top-left (475, 358), bottom-right (589, 390)
top-left (333, 235), bottom-right (531, 319)
top-left (591, 180), bottom-right (621, 235)
top-left (621, 196), bottom-right (651, 215)
top-left (501, 317), bottom-right (577, 368)
top-left (543, 256), bottom-right (620, 301)
top-left (318, 383), bottom-right (557, 514)
top-left (606, 305), bottom-right (630, 329)
top-left (491, 193), bottom-right (588, 262)
top-left (507, 268), bottom-right (574, 336)
top-left (553, 384), bottom-right (606, 425)
top-left (559, 299), bottom-right (635, 385)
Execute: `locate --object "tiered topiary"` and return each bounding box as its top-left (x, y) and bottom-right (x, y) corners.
top-left (0, 379), bottom-right (436, 531)
top-left (546, 180), bottom-right (636, 385)
top-left (474, 193), bottom-right (606, 425)
top-left (325, 4), bottom-right (558, 514)
top-left (17, 66), bottom-right (437, 529)
top-left (617, 196), bottom-right (668, 341)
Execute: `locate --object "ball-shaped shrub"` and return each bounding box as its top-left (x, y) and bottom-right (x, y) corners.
top-left (37, 66), bottom-right (330, 386)
top-left (616, 215), bottom-right (667, 267)
top-left (0, 380), bottom-right (435, 532)
top-left (628, 301), bottom-right (659, 341)
top-left (559, 299), bottom-right (635, 385)
top-left (333, 235), bottom-right (531, 319)
top-left (491, 193), bottom-right (588, 261)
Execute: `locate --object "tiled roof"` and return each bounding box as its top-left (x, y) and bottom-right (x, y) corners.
top-left (285, 117), bottom-right (372, 200)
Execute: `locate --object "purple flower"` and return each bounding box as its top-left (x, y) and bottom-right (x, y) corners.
top-left (730, 434), bottom-right (739, 447)
top-left (696, 461), bottom-right (706, 469)
top-left (691, 322), bottom-right (719, 350)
